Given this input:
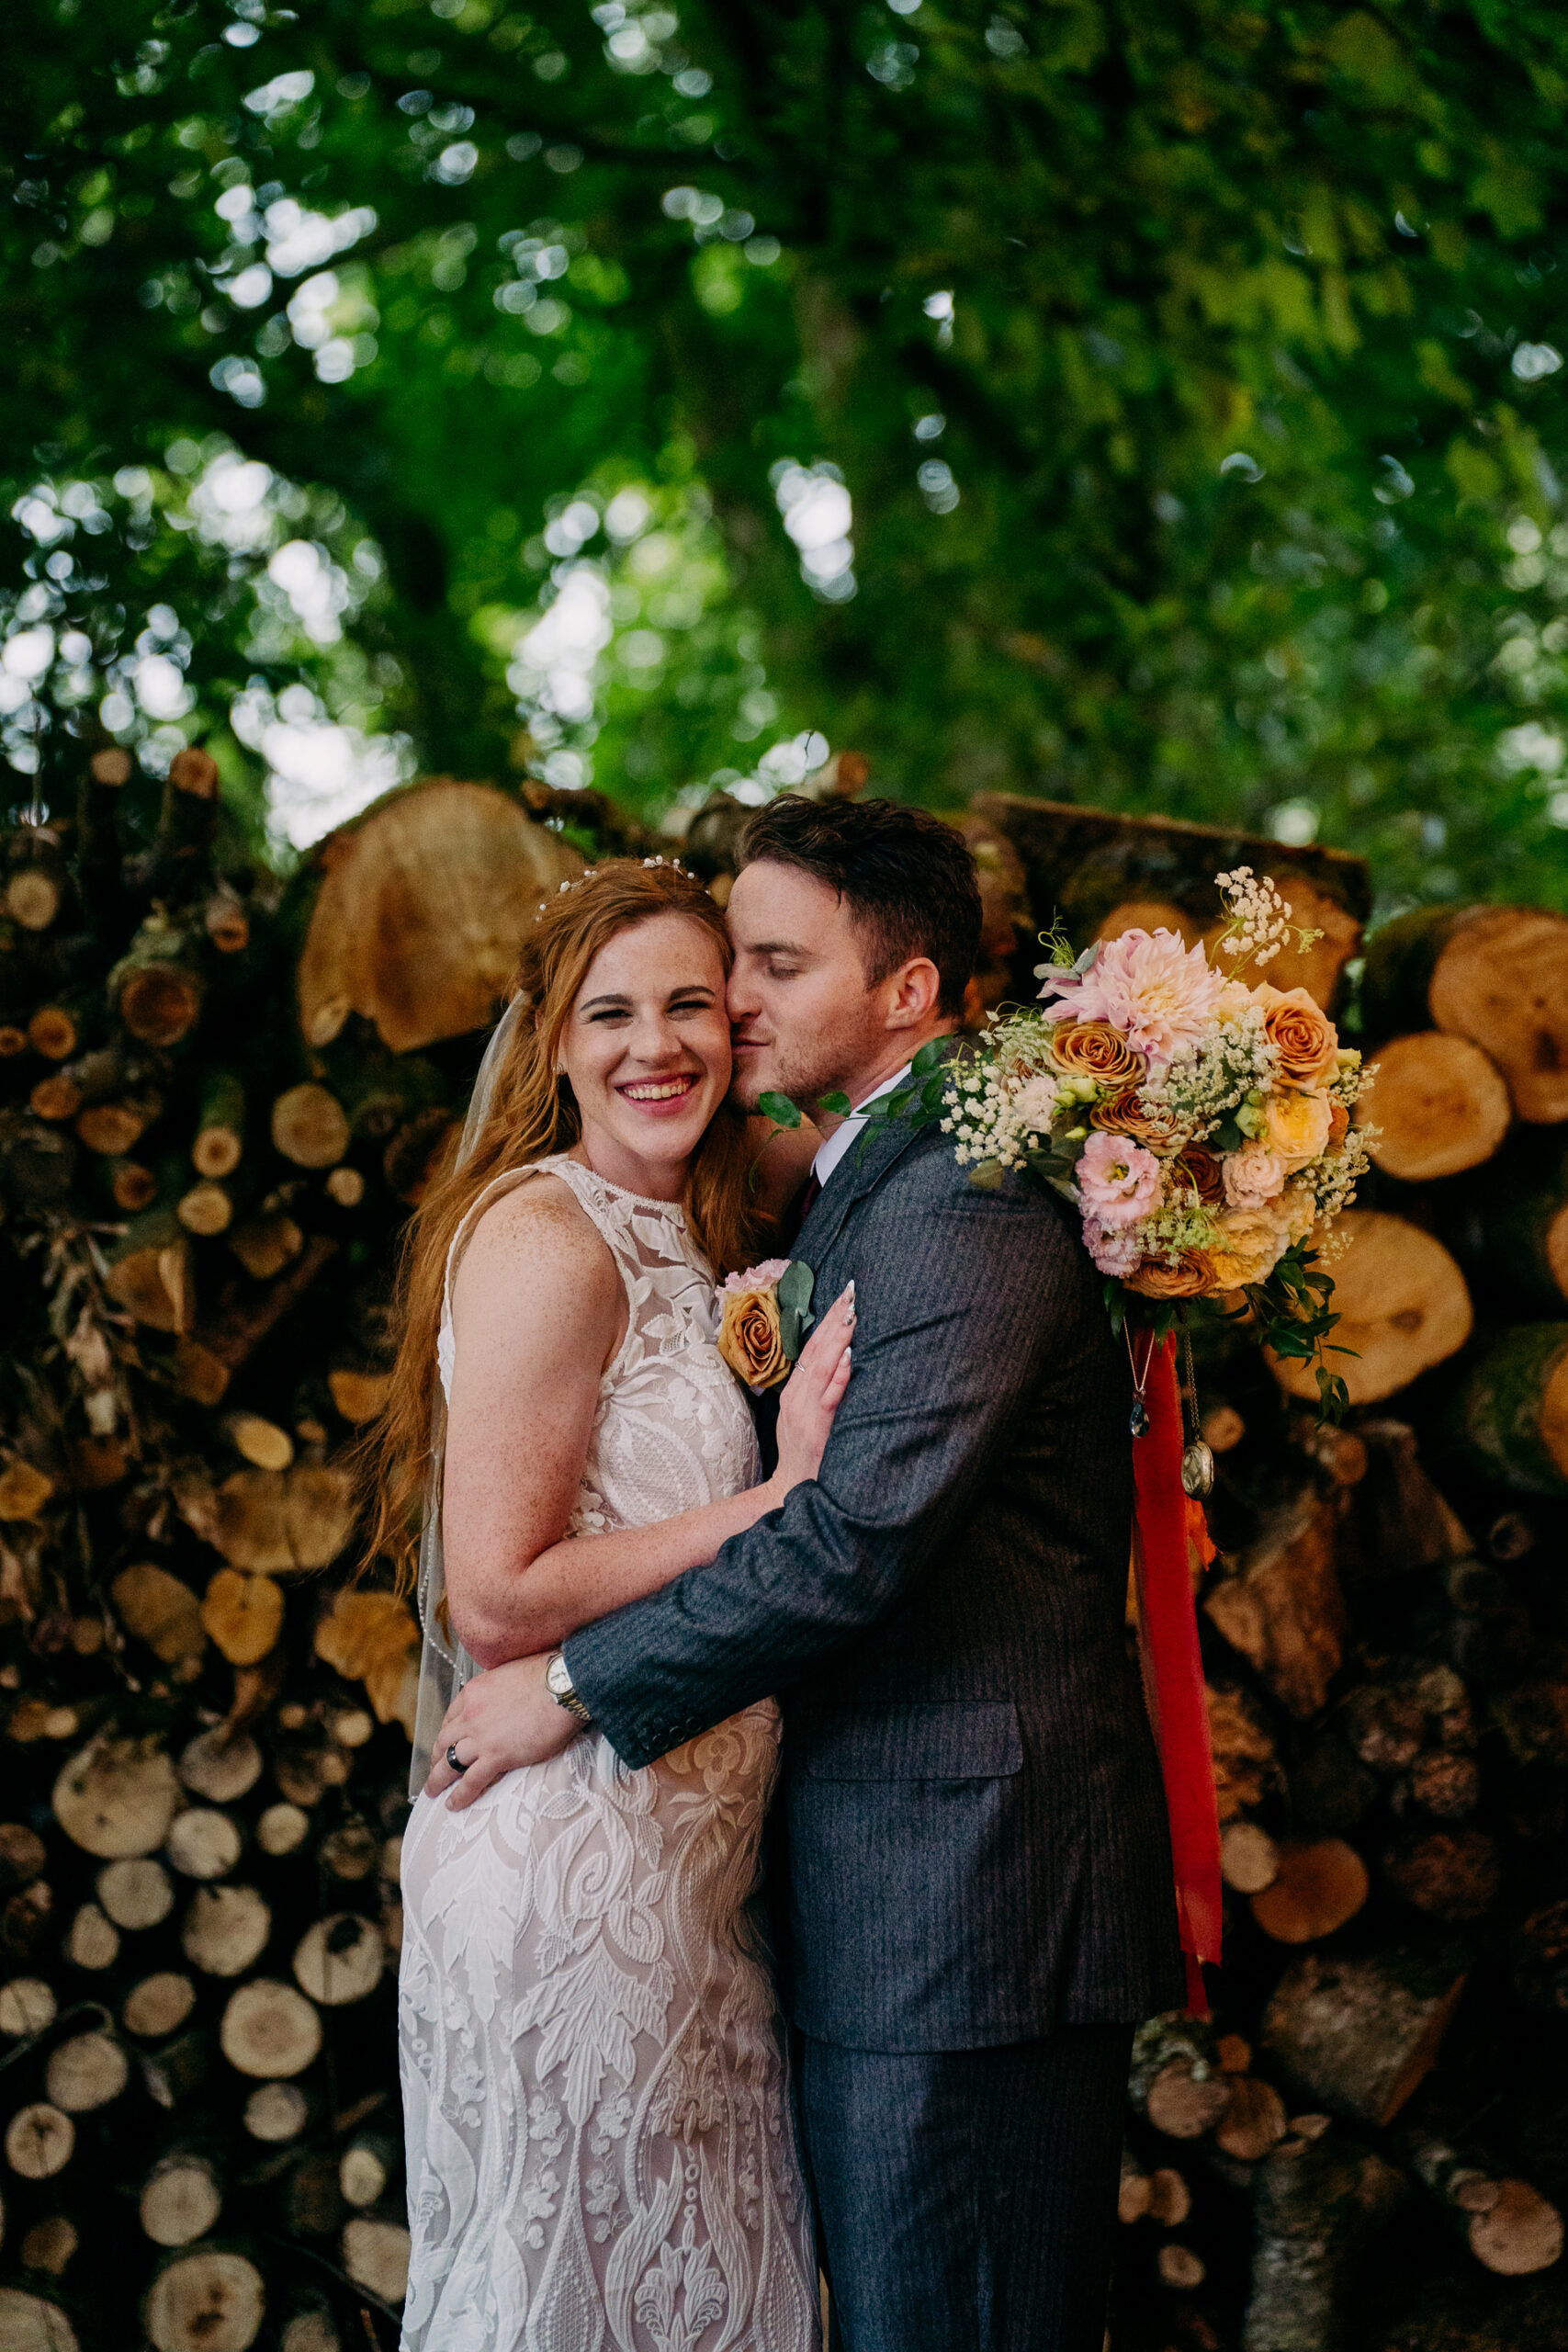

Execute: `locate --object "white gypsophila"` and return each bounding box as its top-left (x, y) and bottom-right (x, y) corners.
top-left (1212, 865), bottom-right (1292, 969)
top-left (940, 1014), bottom-right (1070, 1169)
top-left (1295, 1127), bottom-right (1374, 1227)
top-left (1325, 1050), bottom-right (1377, 1110)
top-left (1140, 1006), bottom-right (1278, 1140)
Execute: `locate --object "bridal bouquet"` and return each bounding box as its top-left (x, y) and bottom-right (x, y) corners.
top-left (840, 869), bottom-right (1375, 1418)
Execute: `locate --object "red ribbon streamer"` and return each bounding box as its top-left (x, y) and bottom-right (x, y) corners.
top-left (1131, 1332), bottom-right (1224, 2016)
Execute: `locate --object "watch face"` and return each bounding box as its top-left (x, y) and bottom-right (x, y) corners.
top-left (547, 1656), bottom-right (570, 1698)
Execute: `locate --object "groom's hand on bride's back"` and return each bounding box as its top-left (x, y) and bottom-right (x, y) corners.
top-left (425, 1653), bottom-right (577, 1806)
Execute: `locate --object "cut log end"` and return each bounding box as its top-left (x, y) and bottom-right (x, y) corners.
top-left (143, 2249), bottom-right (265, 2352)
top-left (1270, 1212), bottom-right (1473, 1408)
top-left (1427, 906), bottom-right (1568, 1123)
top-left (220, 1978), bottom-right (322, 2078)
top-left (118, 967), bottom-right (202, 1051)
top-left (271, 1083), bottom-right (350, 1170)
top-left (5, 2104), bottom-right (74, 2180)
top-left (244, 2081), bottom-right (309, 2143)
top-left (141, 2155), bottom-right (223, 2248)
top-left (1250, 1839), bottom-right (1370, 1944)
top-left (1467, 2177), bottom-right (1564, 2276)
top-left (1364, 1033), bottom-right (1511, 1181)
top-left (341, 2216), bottom-right (410, 2305)
top-left (123, 1972), bottom-right (197, 2040)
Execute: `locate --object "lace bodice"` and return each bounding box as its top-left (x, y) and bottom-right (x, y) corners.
top-left (436, 1153), bottom-right (761, 1530)
top-left (401, 1155), bottom-right (815, 2352)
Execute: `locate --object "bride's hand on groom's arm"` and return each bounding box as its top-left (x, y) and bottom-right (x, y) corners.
top-left (770, 1283), bottom-right (855, 1495)
top-left (426, 1655), bottom-right (578, 1807)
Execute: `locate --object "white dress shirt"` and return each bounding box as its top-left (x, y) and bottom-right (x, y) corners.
top-left (810, 1063), bottom-right (914, 1192)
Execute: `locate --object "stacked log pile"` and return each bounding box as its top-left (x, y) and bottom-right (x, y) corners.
top-left (1077, 876), bottom-right (1567, 2352)
top-left (0, 759), bottom-right (581, 2349)
top-left (3, 755), bottom-right (1566, 2352)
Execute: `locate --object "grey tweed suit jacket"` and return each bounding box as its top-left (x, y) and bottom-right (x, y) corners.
top-left (562, 1116), bottom-right (1185, 2051)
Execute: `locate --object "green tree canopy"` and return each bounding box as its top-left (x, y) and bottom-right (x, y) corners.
top-left (7, 0), bottom-right (1568, 907)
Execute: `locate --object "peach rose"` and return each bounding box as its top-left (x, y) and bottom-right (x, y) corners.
top-left (1264, 1088), bottom-right (1333, 1166)
top-left (1257, 986), bottom-right (1338, 1086)
top-left (717, 1285), bottom-right (789, 1390)
top-left (1208, 1206), bottom-right (1291, 1291)
top-left (1090, 1088), bottom-right (1184, 1153)
top-left (1327, 1101), bottom-right (1349, 1149)
top-left (1126, 1249), bottom-right (1215, 1299)
top-left (1277, 1185), bottom-right (1317, 1246)
top-left (1049, 1020), bottom-right (1145, 1088)
top-left (1224, 1142), bottom-right (1288, 1210)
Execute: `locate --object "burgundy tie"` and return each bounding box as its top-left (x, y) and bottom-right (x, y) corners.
top-left (788, 1172), bottom-right (821, 1245)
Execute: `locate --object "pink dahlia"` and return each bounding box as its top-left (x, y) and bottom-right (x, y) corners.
top-left (1040, 929), bottom-right (1224, 1069)
top-left (1077, 1129), bottom-right (1161, 1229)
top-left (1082, 1216), bottom-right (1143, 1277)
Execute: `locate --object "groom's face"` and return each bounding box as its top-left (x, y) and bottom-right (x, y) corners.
top-left (724, 858), bottom-right (885, 1114)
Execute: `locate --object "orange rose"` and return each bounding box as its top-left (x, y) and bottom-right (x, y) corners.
top-left (1171, 1144), bottom-right (1225, 1206)
top-left (1126, 1250), bottom-right (1215, 1299)
top-left (717, 1288), bottom-right (789, 1390)
top-left (1091, 1088), bottom-right (1184, 1153)
top-left (1257, 986), bottom-right (1338, 1087)
top-left (1327, 1101), bottom-right (1349, 1148)
top-left (1050, 1021), bottom-right (1145, 1087)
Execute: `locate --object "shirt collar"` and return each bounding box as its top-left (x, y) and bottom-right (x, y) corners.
top-left (810, 1063), bottom-right (914, 1192)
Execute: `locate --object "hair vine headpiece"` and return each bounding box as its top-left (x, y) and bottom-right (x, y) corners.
top-left (533, 854), bottom-right (702, 918)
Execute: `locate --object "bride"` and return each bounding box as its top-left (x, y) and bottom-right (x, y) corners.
top-left (366, 857), bottom-right (852, 2352)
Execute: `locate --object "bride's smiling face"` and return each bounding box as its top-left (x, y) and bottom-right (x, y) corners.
top-left (558, 913), bottom-right (732, 1194)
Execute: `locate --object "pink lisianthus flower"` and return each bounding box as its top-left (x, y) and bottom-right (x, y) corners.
top-left (1039, 929), bottom-right (1224, 1069)
top-left (722, 1258), bottom-right (792, 1295)
top-left (1076, 1128), bottom-right (1162, 1229)
top-left (1082, 1216), bottom-right (1143, 1277)
top-left (1223, 1142), bottom-right (1288, 1211)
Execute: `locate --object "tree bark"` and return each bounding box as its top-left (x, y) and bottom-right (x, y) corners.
top-left (1243, 2132), bottom-right (1410, 2352)
top-left (1450, 1322), bottom-right (1568, 1494)
top-left (1258, 1948), bottom-right (1469, 2128)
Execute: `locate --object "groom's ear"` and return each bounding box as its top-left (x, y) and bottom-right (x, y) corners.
top-left (882, 955), bottom-right (942, 1032)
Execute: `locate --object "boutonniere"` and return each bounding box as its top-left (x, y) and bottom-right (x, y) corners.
top-left (717, 1259), bottom-right (817, 1392)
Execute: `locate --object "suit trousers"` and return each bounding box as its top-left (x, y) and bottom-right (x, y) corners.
top-left (796, 2024), bottom-right (1134, 2352)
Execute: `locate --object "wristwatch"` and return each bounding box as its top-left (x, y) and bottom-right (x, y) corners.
top-left (546, 1651), bottom-right (593, 1727)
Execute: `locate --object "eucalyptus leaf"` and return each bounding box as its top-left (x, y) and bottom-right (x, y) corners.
top-left (758, 1091), bottom-right (803, 1131)
top-left (817, 1091), bottom-right (852, 1117)
top-left (911, 1039), bottom-right (948, 1077)
top-left (777, 1260), bottom-right (816, 1316)
top-left (966, 1159), bottom-right (1006, 1191)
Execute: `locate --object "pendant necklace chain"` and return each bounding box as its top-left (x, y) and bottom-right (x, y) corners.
top-left (1124, 1320), bottom-right (1217, 1498)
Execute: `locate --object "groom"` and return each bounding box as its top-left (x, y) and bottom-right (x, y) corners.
top-left (429, 795), bottom-right (1183, 2350)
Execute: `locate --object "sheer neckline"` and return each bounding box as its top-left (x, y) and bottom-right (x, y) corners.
top-left (551, 1152), bottom-right (687, 1225)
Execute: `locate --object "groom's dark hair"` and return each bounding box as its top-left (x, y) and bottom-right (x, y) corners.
top-left (738, 794), bottom-right (982, 1017)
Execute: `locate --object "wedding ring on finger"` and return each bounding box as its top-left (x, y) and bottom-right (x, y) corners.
top-left (446, 1743), bottom-right (468, 1775)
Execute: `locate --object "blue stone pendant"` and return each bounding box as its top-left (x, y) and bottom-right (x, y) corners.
top-left (1129, 1397), bottom-right (1151, 1439)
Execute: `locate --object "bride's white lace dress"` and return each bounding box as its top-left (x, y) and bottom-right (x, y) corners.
top-left (398, 1155), bottom-right (820, 2352)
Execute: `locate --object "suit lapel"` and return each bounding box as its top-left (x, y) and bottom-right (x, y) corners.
top-left (793, 1114), bottom-right (928, 1267)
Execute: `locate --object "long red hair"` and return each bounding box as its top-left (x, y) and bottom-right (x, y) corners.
top-left (364, 858), bottom-right (767, 1589)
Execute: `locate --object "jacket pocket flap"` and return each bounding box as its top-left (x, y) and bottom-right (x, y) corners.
top-left (801, 1702), bottom-right (1022, 1781)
